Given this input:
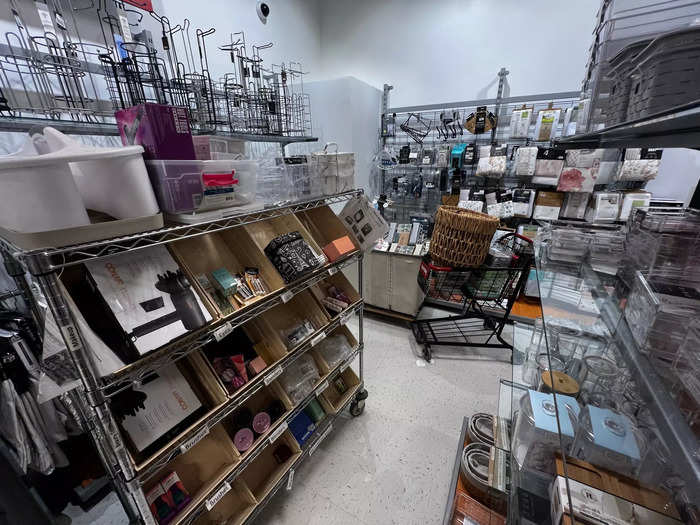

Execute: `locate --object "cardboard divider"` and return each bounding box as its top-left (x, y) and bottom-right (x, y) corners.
top-left (319, 366), bottom-right (361, 414)
top-left (243, 214), bottom-right (325, 263)
top-left (131, 357), bottom-right (226, 471)
top-left (256, 290), bottom-right (330, 351)
top-left (239, 431), bottom-right (301, 501)
top-left (222, 381), bottom-right (294, 458)
top-left (169, 229), bottom-right (284, 319)
top-left (189, 319), bottom-right (289, 404)
top-left (296, 205), bottom-right (358, 250)
top-left (193, 479), bottom-right (257, 525)
top-left (142, 424), bottom-right (240, 523)
top-left (308, 272), bottom-right (361, 318)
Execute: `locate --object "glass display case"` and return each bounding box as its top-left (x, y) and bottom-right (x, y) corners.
top-left (499, 211), bottom-right (699, 525)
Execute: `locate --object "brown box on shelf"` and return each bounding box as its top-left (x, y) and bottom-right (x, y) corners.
top-left (318, 366), bottom-right (360, 414)
top-left (256, 290), bottom-right (330, 352)
top-left (452, 490), bottom-right (506, 525)
top-left (554, 457), bottom-right (681, 520)
top-left (322, 236), bottom-right (355, 262)
top-left (193, 479), bottom-right (257, 525)
top-left (296, 205), bottom-right (358, 251)
top-left (244, 214), bottom-right (325, 263)
top-left (308, 271), bottom-right (361, 318)
top-left (170, 228), bottom-right (285, 319)
top-left (142, 424), bottom-right (239, 524)
top-left (239, 431), bottom-right (301, 501)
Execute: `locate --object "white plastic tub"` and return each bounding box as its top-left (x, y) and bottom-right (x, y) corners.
top-left (146, 159), bottom-right (257, 214)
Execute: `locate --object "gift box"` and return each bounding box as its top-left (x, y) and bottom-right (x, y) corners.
top-left (322, 236), bottom-right (355, 262)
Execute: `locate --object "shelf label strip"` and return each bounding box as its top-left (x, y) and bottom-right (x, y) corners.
top-left (309, 423), bottom-right (333, 456)
top-left (268, 421), bottom-right (288, 444)
top-left (310, 331), bottom-right (326, 347)
top-left (328, 266), bottom-right (338, 276)
top-left (264, 365), bottom-right (283, 385)
top-left (314, 380), bottom-right (329, 396)
top-left (180, 426), bottom-right (210, 454)
top-left (281, 290), bottom-right (294, 303)
top-left (205, 482), bottom-right (231, 511)
top-left (213, 321), bottom-right (234, 342)
top-left (339, 312), bottom-right (352, 326)
top-left (340, 359), bottom-right (352, 373)
top-left (286, 468), bottom-right (295, 491)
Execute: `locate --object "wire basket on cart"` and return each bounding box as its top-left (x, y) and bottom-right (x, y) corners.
top-left (412, 232), bottom-right (534, 361)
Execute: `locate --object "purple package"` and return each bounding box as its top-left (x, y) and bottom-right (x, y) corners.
top-left (115, 103), bottom-right (195, 160)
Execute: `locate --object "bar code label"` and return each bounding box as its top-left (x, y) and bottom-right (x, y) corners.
top-left (180, 426), bottom-right (209, 454)
top-left (264, 365), bottom-right (283, 385)
top-left (281, 290), bottom-right (294, 303)
top-left (310, 332), bottom-right (326, 347)
top-left (213, 322), bottom-right (233, 342)
top-left (309, 424), bottom-right (333, 456)
top-left (328, 266), bottom-right (338, 276)
top-left (315, 380), bottom-right (329, 396)
top-left (268, 422), bottom-right (288, 444)
top-left (286, 469), bottom-right (295, 491)
top-left (205, 482), bottom-right (231, 511)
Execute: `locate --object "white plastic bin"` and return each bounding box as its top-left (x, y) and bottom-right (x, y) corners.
top-left (146, 159), bottom-right (257, 214)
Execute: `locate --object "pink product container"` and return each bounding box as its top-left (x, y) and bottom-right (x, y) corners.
top-left (252, 412), bottom-right (271, 435)
top-left (234, 428), bottom-right (254, 453)
top-left (145, 159), bottom-right (257, 214)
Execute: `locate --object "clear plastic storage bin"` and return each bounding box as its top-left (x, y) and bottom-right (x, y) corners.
top-left (146, 159), bottom-right (257, 214)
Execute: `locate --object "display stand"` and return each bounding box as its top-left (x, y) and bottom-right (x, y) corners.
top-left (0, 190), bottom-right (368, 525)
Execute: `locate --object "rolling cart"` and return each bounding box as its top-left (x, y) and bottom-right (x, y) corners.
top-left (411, 233), bottom-right (533, 361)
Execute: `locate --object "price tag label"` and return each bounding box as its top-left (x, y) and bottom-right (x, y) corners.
top-left (133, 493), bottom-right (156, 525)
top-left (328, 266), bottom-right (338, 276)
top-left (314, 380), bottom-right (329, 396)
top-left (268, 421), bottom-right (288, 444)
top-left (281, 290), bottom-right (294, 303)
top-left (339, 312), bottom-right (351, 326)
top-left (309, 424), bottom-right (333, 456)
top-left (286, 469), bottom-right (295, 491)
top-left (205, 482), bottom-right (231, 511)
top-left (213, 322), bottom-right (233, 342)
top-left (118, 13), bottom-right (132, 41)
top-left (264, 365), bottom-right (283, 385)
top-left (180, 426), bottom-right (209, 454)
top-left (35, 2), bottom-right (55, 34)
top-left (310, 332), bottom-right (326, 347)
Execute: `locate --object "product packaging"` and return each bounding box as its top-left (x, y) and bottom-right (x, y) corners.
top-left (533, 191), bottom-right (564, 220)
top-left (619, 191), bottom-right (651, 221)
top-left (113, 364), bottom-right (205, 457)
top-left (115, 103), bottom-right (195, 160)
top-left (339, 195), bottom-right (389, 252)
top-left (265, 231), bottom-right (323, 283)
top-left (512, 189), bottom-right (536, 218)
top-left (585, 191), bottom-right (621, 222)
top-left (617, 148), bottom-right (662, 181)
top-left (560, 193), bottom-right (590, 219)
top-left (315, 334), bottom-right (353, 368)
top-left (532, 148), bottom-right (566, 185)
top-left (475, 145), bottom-right (506, 177)
top-left (288, 410), bottom-right (316, 446)
top-left (533, 108), bottom-right (561, 141)
top-left (513, 146), bottom-right (538, 176)
top-left (509, 106), bottom-right (533, 138)
top-left (278, 354), bottom-right (320, 404)
top-left (160, 471), bottom-right (191, 512)
top-left (557, 166), bottom-right (597, 192)
top-left (75, 245), bottom-right (211, 360)
top-left (322, 236), bottom-right (355, 262)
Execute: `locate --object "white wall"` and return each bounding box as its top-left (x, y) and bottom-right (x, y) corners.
top-left (647, 149), bottom-right (700, 205)
top-left (163, 0), bottom-right (323, 81)
top-left (319, 0), bottom-right (599, 106)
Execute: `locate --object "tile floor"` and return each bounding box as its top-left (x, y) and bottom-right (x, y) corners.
top-left (65, 309), bottom-right (512, 525)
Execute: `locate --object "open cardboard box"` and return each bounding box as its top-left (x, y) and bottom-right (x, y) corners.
top-left (318, 365), bottom-right (361, 415)
top-left (193, 479), bottom-right (257, 525)
top-left (243, 214), bottom-right (326, 279)
top-left (308, 272), bottom-right (361, 319)
top-left (122, 357), bottom-right (225, 473)
top-left (170, 228), bottom-right (285, 319)
top-left (142, 424), bottom-right (240, 525)
top-left (239, 430), bottom-right (301, 501)
top-left (188, 319), bottom-right (289, 404)
top-left (222, 381), bottom-right (293, 459)
top-left (255, 290), bottom-right (330, 352)
top-left (295, 205), bottom-right (358, 253)
top-left (313, 325), bottom-right (358, 372)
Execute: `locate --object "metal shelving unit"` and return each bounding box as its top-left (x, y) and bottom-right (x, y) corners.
top-left (0, 189), bottom-right (368, 525)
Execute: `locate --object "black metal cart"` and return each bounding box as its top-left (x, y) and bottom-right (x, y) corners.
top-left (411, 232), bottom-right (534, 361)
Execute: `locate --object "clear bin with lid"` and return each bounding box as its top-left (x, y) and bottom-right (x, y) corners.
top-left (146, 159), bottom-right (257, 214)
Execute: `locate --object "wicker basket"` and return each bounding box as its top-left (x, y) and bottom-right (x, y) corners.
top-left (429, 206), bottom-right (499, 268)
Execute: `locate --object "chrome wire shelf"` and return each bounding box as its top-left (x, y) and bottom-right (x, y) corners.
top-left (5, 190), bottom-right (361, 274)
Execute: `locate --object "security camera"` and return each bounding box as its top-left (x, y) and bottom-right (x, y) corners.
top-left (257, 2), bottom-right (270, 24)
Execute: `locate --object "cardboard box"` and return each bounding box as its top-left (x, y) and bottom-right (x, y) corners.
top-left (453, 490), bottom-right (506, 525)
top-left (554, 457), bottom-right (680, 520)
top-left (338, 195), bottom-right (389, 252)
top-left (322, 236), bottom-right (355, 262)
top-left (116, 103), bottom-right (195, 160)
top-left (550, 476), bottom-right (682, 525)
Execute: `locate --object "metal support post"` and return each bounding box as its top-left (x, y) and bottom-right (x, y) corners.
top-left (491, 67), bottom-right (510, 145)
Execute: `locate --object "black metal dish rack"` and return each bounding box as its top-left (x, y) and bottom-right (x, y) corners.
top-left (411, 232), bottom-right (534, 361)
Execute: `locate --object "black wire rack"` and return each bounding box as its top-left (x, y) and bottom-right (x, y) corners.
top-left (411, 232), bottom-right (533, 361)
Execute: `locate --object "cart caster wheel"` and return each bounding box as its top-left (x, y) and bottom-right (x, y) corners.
top-left (422, 346), bottom-right (432, 362)
top-left (355, 388), bottom-right (368, 401)
top-left (350, 399), bottom-right (365, 416)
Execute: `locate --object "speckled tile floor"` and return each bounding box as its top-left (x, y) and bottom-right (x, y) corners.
top-left (65, 309), bottom-right (511, 525)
